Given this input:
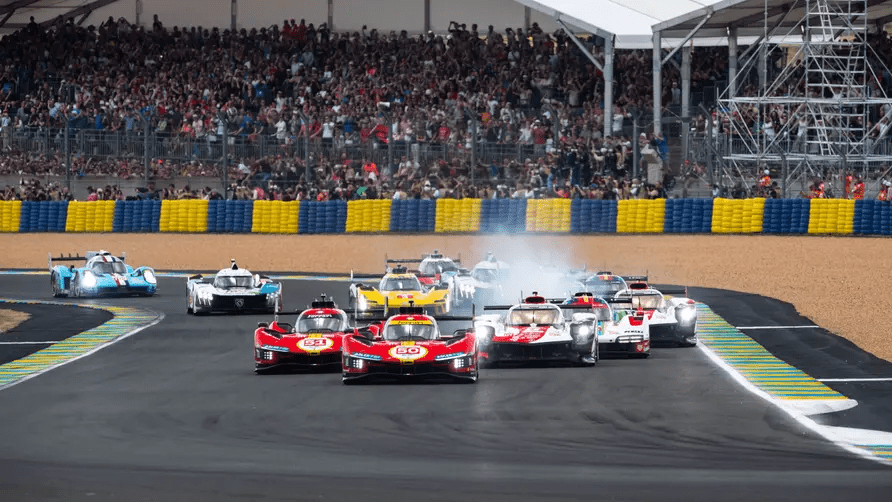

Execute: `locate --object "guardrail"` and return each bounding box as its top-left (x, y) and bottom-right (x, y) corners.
top-left (1, 199), bottom-right (890, 235)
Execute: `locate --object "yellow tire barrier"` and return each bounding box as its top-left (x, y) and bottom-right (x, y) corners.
top-left (616, 199), bottom-right (666, 233)
top-left (808, 199), bottom-right (855, 234)
top-left (435, 198), bottom-right (481, 232)
top-left (525, 198), bottom-right (572, 232)
top-left (252, 200), bottom-right (300, 234)
top-left (159, 199), bottom-right (209, 233)
top-left (0, 200), bottom-right (22, 232)
top-left (346, 199), bottom-right (392, 233)
top-left (64, 201), bottom-right (115, 233)
top-left (710, 198), bottom-right (765, 234)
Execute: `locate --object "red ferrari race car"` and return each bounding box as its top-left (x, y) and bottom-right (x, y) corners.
top-left (254, 295), bottom-right (351, 373)
top-left (341, 306), bottom-right (478, 384)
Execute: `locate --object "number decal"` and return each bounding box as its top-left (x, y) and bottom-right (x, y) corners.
top-left (389, 345), bottom-right (428, 360)
top-left (296, 337), bottom-right (334, 352)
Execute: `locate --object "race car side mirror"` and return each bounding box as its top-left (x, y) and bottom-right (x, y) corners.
top-left (257, 322), bottom-right (268, 328)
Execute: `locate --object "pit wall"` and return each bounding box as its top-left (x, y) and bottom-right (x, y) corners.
top-left (1, 198), bottom-right (890, 235)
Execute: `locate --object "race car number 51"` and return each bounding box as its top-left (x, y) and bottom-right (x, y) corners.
top-left (297, 338), bottom-right (334, 351)
top-left (389, 345), bottom-right (428, 361)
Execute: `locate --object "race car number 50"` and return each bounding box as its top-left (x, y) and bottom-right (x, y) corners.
top-left (389, 345), bottom-right (429, 361)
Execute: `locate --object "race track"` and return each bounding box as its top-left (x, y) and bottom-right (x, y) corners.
top-left (0, 275), bottom-right (889, 502)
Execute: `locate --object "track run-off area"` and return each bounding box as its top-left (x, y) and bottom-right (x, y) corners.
top-left (0, 273), bottom-right (890, 502)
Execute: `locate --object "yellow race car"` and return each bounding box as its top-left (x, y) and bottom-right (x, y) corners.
top-left (349, 267), bottom-right (450, 315)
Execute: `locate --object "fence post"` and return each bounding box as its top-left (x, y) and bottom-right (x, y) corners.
top-left (143, 115), bottom-right (151, 188)
top-left (64, 119), bottom-right (71, 192)
top-left (221, 113), bottom-right (229, 198)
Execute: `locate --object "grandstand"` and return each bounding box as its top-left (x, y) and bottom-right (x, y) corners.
top-left (0, 0), bottom-right (891, 202)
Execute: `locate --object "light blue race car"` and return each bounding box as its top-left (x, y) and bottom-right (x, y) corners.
top-left (49, 250), bottom-right (157, 298)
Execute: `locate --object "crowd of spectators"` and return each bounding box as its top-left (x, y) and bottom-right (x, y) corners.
top-left (0, 13), bottom-right (713, 200)
top-left (2, 13), bottom-right (890, 202)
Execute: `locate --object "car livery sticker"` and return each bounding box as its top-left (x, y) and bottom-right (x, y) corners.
top-left (297, 335), bottom-right (335, 352)
top-left (389, 343), bottom-right (429, 361)
top-left (390, 318), bottom-right (433, 325)
top-left (261, 344), bottom-right (290, 353)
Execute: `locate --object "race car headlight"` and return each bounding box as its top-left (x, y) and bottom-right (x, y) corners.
top-left (82, 271), bottom-right (97, 288)
top-left (677, 306), bottom-right (696, 323)
top-left (143, 269), bottom-right (156, 284)
top-left (344, 356), bottom-right (367, 370)
top-left (451, 356), bottom-right (472, 369)
top-left (357, 295), bottom-right (368, 311)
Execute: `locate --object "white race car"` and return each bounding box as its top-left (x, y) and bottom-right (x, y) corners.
top-left (447, 253), bottom-right (512, 312)
top-left (187, 260), bottom-right (283, 315)
top-left (474, 293), bottom-right (598, 367)
top-left (562, 293), bottom-right (650, 358)
top-left (612, 282), bottom-right (697, 347)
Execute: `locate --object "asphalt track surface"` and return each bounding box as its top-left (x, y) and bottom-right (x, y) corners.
top-left (0, 276), bottom-right (889, 502)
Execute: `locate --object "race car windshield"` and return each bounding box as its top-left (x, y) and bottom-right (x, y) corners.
top-left (297, 315), bottom-right (345, 332)
top-left (214, 275), bottom-right (253, 289)
top-left (632, 295), bottom-right (662, 309)
top-left (381, 277), bottom-right (422, 291)
top-left (383, 323), bottom-right (437, 341)
top-left (419, 260), bottom-right (458, 275)
top-left (590, 307), bottom-right (612, 322)
top-left (584, 280), bottom-right (625, 295)
top-left (91, 261), bottom-right (127, 275)
top-left (508, 308), bottom-right (560, 326)
top-left (473, 268), bottom-right (506, 283)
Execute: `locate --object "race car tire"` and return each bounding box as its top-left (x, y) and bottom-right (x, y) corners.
top-left (677, 337), bottom-right (698, 348)
top-left (342, 377), bottom-right (364, 386)
top-left (576, 354), bottom-right (597, 367)
top-left (51, 273), bottom-right (66, 298)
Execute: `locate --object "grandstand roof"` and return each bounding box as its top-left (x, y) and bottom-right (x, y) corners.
top-left (516, 0), bottom-right (892, 49)
top-left (0, 0), bottom-right (121, 35)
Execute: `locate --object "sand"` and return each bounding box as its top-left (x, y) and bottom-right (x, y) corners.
top-left (0, 309), bottom-right (30, 334)
top-left (1, 233), bottom-right (889, 361)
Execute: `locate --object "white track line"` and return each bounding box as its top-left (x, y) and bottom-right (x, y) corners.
top-left (697, 342), bottom-right (890, 466)
top-left (818, 378), bottom-right (892, 383)
top-left (736, 325), bottom-right (820, 329)
top-left (0, 307), bottom-right (164, 392)
top-left (0, 341), bottom-right (59, 344)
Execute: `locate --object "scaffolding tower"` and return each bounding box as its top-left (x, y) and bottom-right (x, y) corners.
top-left (716, 0), bottom-right (892, 197)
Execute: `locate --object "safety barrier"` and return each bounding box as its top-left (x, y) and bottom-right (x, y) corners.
top-left (663, 198), bottom-right (712, 233)
top-left (19, 200), bottom-right (69, 232)
top-left (616, 199), bottom-right (666, 233)
top-left (571, 199), bottom-right (617, 233)
top-left (208, 199), bottom-right (254, 233)
top-left (65, 200), bottom-right (115, 232)
top-left (159, 200), bottom-right (208, 233)
top-left (299, 200), bottom-right (346, 234)
top-left (526, 199), bottom-right (572, 232)
top-left (710, 198), bottom-right (765, 234)
top-left (854, 200), bottom-right (892, 235)
top-left (762, 199), bottom-right (810, 234)
top-left (0, 200), bottom-right (22, 232)
top-left (435, 199), bottom-right (481, 232)
top-left (808, 199), bottom-right (855, 235)
top-left (480, 198), bottom-right (527, 233)
top-left (252, 200), bottom-right (300, 234)
top-left (390, 199), bottom-right (437, 232)
top-left (112, 200), bottom-right (161, 233)
top-left (3, 199), bottom-right (892, 235)
top-left (346, 199), bottom-right (391, 233)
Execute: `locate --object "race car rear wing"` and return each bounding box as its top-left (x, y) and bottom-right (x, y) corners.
top-left (621, 275), bottom-right (648, 282)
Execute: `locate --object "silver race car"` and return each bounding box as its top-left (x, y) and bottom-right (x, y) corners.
top-left (187, 260), bottom-right (282, 315)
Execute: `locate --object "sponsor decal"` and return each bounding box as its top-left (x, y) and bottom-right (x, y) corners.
top-left (351, 352), bottom-right (382, 361)
top-left (297, 337), bottom-right (334, 352)
top-left (391, 317), bottom-right (433, 325)
top-left (389, 345), bottom-right (429, 361)
top-left (261, 344), bottom-right (290, 353)
top-left (234, 298), bottom-right (245, 308)
top-left (434, 352), bottom-right (465, 361)
top-left (307, 314), bottom-right (333, 318)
